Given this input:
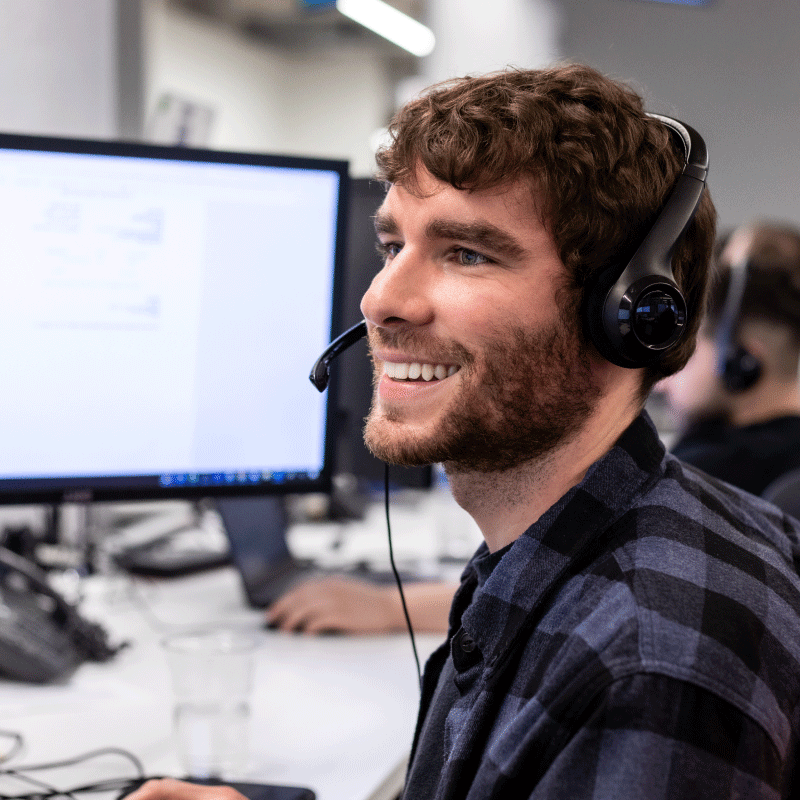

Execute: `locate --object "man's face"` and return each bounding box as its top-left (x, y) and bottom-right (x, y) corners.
top-left (360, 169), bottom-right (602, 473)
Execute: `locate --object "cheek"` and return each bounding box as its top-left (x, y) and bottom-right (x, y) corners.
top-left (465, 282), bottom-right (563, 342)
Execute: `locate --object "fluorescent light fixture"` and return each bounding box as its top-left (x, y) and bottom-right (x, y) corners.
top-left (336, 0), bottom-right (436, 57)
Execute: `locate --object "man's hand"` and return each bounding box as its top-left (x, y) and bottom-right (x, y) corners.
top-left (124, 778), bottom-right (249, 800)
top-left (265, 576), bottom-right (456, 635)
top-left (265, 576), bottom-right (401, 634)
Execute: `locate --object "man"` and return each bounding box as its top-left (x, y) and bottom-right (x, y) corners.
top-left (130, 65), bottom-right (800, 799)
top-left (661, 221), bottom-right (800, 496)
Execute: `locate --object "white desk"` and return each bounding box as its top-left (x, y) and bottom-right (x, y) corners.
top-left (0, 566), bottom-right (444, 800)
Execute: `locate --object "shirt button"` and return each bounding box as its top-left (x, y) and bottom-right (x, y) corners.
top-left (460, 633), bottom-right (477, 653)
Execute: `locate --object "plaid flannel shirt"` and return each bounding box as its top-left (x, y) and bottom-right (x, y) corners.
top-left (403, 412), bottom-right (800, 800)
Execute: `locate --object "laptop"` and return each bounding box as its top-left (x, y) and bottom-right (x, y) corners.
top-left (216, 496), bottom-right (413, 609)
top-left (215, 496), bottom-right (321, 608)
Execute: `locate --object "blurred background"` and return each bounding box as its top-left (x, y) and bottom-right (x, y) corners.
top-left (0, 0), bottom-right (797, 231)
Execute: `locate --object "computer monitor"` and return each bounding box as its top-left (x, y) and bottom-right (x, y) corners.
top-left (0, 132), bottom-right (348, 505)
top-left (334, 177), bottom-right (432, 492)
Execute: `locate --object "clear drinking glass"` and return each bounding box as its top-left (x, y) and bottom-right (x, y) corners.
top-left (162, 628), bottom-right (257, 779)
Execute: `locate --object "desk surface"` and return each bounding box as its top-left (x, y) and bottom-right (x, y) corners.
top-left (0, 567), bottom-right (444, 800)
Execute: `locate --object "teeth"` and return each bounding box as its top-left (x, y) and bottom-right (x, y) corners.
top-left (384, 361), bottom-right (459, 382)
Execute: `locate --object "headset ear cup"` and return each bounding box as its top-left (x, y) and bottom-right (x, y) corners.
top-left (583, 265), bottom-right (626, 365)
top-left (583, 265), bottom-right (687, 368)
top-left (722, 345), bottom-right (762, 392)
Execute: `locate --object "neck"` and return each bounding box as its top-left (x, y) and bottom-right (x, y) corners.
top-left (445, 372), bottom-right (642, 552)
top-left (728, 377), bottom-right (800, 426)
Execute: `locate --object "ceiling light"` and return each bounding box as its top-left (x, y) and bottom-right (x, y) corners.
top-left (336, 0), bottom-right (436, 57)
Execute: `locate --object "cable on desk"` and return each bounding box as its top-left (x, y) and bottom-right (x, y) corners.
top-left (0, 776), bottom-right (166, 800)
top-left (0, 767), bottom-right (78, 800)
top-left (0, 747), bottom-right (146, 800)
top-left (0, 733), bottom-right (23, 766)
top-left (385, 463), bottom-right (422, 690)
top-left (0, 747), bottom-right (144, 779)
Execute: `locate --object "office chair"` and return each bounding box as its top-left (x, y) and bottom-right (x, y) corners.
top-left (761, 467), bottom-right (800, 520)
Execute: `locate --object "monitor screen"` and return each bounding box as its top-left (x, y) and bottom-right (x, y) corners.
top-left (0, 133), bottom-right (347, 504)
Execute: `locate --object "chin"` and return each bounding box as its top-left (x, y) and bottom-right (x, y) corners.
top-left (363, 414), bottom-right (443, 467)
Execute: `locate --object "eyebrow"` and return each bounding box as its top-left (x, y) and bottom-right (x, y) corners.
top-left (374, 209), bottom-right (528, 261)
top-left (373, 209), bottom-right (398, 236)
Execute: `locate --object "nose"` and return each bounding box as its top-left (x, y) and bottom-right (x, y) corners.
top-left (360, 248), bottom-right (435, 330)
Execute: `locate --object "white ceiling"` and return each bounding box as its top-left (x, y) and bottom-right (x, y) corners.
top-left (167, 0), bottom-right (426, 56)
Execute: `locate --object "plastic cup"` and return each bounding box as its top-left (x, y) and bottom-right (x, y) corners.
top-left (162, 628), bottom-right (257, 779)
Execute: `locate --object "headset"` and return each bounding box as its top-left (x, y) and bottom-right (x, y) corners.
top-left (310, 113), bottom-right (709, 390)
top-left (714, 256), bottom-right (763, 392)
top-left (583, 113), bottom-right (709, 368)
top-left (310, 319), bottom-right (367, 393)
top-left (306, 113), bottom-right (709, 690)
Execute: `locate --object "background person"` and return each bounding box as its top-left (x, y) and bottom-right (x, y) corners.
top-left (660, 220), bottom-right (800, 495)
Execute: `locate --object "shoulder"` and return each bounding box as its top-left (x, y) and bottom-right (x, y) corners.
top-left (579, 459), bottom-right (800, 747)
top-left (631, 452), bottom-right (800, 576)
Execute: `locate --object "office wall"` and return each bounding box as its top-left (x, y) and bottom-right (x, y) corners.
top-left (0, 0), bottom-right (120, 139)
top-left (558, 0), bottom-right (800, 230)
top-left (422, 0), bottom-right (562, 85)
top-left (143, 0), bottom-right (391, 176)
top-left (143, 0), bottom-right (800, 214)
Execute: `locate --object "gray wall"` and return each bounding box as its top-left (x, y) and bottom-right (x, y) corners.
top-left (558, 0), bottom-right (800, 231)
top-left (0, 0), bottom-right (121, 138)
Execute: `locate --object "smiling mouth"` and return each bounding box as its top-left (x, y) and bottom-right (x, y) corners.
top-left (383, 361), bottom-right (460, 382)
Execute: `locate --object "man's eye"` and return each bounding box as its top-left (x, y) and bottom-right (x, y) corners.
top-left (455, 248), bottom-right (490, 266)
top-left (376, 241), bottom-right (402, 260)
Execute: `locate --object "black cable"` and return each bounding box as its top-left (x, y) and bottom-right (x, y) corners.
top-left (0, 747), bottom-right (145, 779)
top-left (0, 732), bottom-right (23, 765)
top-left (0, 776), bottom-right (158, 800)
top-left (0, 768), bottom-right (78, 800)
top-left (0, 748), bottom-right (147, 800)
top-left (384, 463), bottom-right (422, 690)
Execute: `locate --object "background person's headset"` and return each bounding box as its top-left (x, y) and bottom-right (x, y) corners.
top-left (310, 112), bottom-right (709, 390)
top-left (714, 255), bottom-right (763, 392)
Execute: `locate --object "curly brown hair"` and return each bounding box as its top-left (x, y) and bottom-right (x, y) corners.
top-left (375, 63), bottom-right (717, 396)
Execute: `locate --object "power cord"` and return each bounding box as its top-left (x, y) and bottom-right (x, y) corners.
top-left (384, 463), bottom-right (422, 690)
top-left (0, 746), bottom-right (145, 800)
top-left (0, 733), bottom-right (23, 766)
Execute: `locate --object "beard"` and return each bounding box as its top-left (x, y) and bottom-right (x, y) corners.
top-left (363, 311), bottom-right (602, 474)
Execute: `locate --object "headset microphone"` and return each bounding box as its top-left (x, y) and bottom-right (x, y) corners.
top-left (309, 319), bottom-right (367, 392)
top-left (307, 317), bottom-right (421, 686)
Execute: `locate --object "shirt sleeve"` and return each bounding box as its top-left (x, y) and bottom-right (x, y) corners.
top-left (524, 672), bottom-right (790, 800)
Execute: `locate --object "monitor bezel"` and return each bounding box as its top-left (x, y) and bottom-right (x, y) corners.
top-left (0, 131), bottom-right (348, 505)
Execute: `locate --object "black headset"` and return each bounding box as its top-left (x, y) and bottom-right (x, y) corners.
top-left (583, 113), bottom-right (709, 369)
top-left (714, 256), bottom-right (763, 392)
top-left (311, 113), bottom-right (709, 390)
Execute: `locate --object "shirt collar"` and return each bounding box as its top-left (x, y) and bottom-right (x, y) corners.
top-left (457, 411), bottom-right (666, 680)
